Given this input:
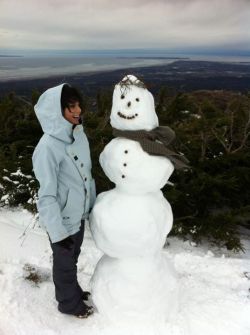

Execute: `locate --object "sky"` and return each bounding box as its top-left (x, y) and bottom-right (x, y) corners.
top-left (0, 0), bottom-right (250, 52)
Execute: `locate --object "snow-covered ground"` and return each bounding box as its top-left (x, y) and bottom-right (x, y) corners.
top-left (0, 207), bottom-right (250, 335)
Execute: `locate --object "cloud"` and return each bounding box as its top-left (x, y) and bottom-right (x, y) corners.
top-left (0, 0), bottom-right (249, 50)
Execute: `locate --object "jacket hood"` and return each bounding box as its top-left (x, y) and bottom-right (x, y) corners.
top-left (34, 83), bottom-right (73, 143)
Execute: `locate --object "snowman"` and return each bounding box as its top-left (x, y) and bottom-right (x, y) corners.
top-left (90, 75), bottom-right (188, 324)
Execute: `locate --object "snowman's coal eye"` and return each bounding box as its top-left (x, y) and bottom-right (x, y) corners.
top-left (121, 95), bottom-right (125, 99)
top-left (136, 98), bottom-right (140, 102)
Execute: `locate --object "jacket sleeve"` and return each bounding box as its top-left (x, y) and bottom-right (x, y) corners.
top-left (32, 143), bottom-right (69, 243)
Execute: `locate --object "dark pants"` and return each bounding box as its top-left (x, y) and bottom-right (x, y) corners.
top-left (50, 221), bottom-right (85, 314)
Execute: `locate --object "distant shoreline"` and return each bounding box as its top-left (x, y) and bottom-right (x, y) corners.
top-left (0, 55), bottom-right (23, 58)
top-left (116, 56), bottom-right (190, 60)
top-left (1, 60), bottom-right (250, 97)
top-left (0, 55), bottom-right (189, 59)
top-left (0, 58), bottom-right (247, 84)
top-left (1, 56), bottom-right (250, 83)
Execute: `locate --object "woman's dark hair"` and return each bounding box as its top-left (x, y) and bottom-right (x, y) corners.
top-left (61, 84), bottom-right (83, 111)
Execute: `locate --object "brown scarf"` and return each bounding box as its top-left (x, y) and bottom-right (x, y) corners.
top-left (113, 126), bottom-right (190, 170)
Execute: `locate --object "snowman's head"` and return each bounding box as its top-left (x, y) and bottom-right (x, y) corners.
top-left (110, 75), bottom-right (159, 131)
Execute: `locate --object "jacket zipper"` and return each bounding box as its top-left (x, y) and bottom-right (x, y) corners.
top-left (83, 187), bottom-right (87, 215)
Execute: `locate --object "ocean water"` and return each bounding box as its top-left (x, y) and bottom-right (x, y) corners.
top-left (0, 50), bottom-right (250, 82)
top-left (0, 56), bottom-right (177, 82)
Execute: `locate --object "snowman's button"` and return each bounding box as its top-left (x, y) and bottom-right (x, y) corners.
top-left (123, 163), bottom-right (127, 167)
top-left (122, 175), bottom-right (125, 178)
top-left (124, 150), bottom-right (128, 154)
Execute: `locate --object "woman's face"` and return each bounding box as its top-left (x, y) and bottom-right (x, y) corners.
top-left (63, 101), bottom-right (82, 125)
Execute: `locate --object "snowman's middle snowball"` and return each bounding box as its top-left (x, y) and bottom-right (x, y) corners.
top-left (100, 138), bottom-right (174, 194)
top-left (90, 189), bottom-right (173, 258)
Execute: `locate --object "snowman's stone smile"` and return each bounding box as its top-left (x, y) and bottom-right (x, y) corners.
top-left (117, 111), bottom-right (138, 120)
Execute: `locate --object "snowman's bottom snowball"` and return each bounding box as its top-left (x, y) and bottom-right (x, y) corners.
top-left (91, 253), bottom-right (179, 323)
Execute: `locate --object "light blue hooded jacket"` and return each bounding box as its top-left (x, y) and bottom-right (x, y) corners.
top-left (32, 84), bottom-right (96, 243)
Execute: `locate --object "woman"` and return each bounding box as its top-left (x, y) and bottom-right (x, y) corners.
top-left (32, 84), bottom-right (96, 318)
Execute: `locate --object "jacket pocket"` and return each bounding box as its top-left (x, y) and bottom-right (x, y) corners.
top-left (61, 188), bottom-right (84, 222)
top-left (61, 188), bottom-right (69, 212)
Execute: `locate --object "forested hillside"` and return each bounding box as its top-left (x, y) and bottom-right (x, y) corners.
top-left (0, 88), bottom-right (249, 251)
